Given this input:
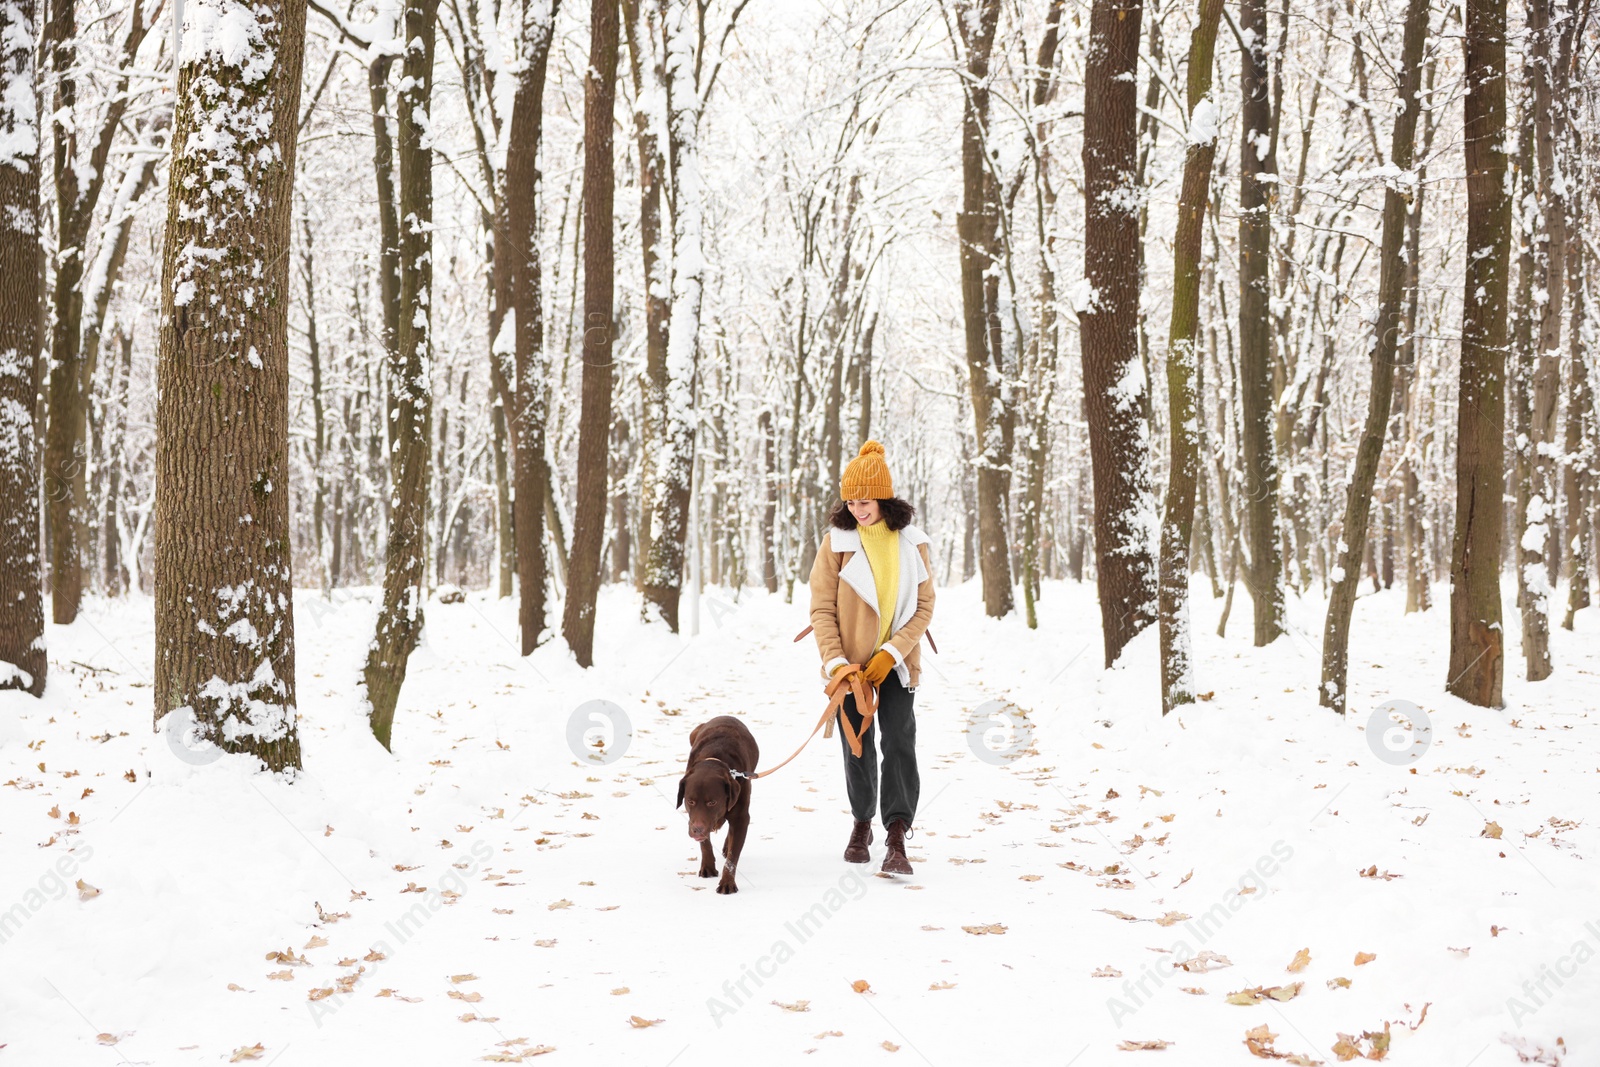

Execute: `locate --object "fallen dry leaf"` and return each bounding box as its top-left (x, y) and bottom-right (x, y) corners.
top-left (1287, 948), bottom-right (1312, 973)
top-left (1118, 1039), bottom-right (1173, 1050)
top-left (1354, 952), bottom-right (1377, 966)
top-left (627, 1015), bottom-right (664, 1029)
top-left (452, 974), bottom-right (479, 983)
top-left (450, 990), bottom-right (484, 1003)
top-left (851, 979), bottom-right (871, 993)
top-left (772, 999), bottom-right (810, 1012)
top-left (1226, 983), bottom-right (1303, 1006)
top-left (230, 1044), bottom-right (265, 1061)
top-left (76, 879), bottom-right (100, 901)
top-left (1174, 950), bottom-right (1232, 973)
top-left (929, 981), bottom-right (956, 990)
top-left (1482, 821), bottom-right (1504, 840)
top-left (882, 1040), bottom-right (900, 1052)
top-left (961, 923), bottom-right (1008, 935)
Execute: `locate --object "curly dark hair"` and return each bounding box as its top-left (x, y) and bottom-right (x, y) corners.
top-left (827, 497), bottom-right (917, 532)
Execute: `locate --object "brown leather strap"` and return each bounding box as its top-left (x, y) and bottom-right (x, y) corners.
top-left (746, 664), bottom-right (878, 779)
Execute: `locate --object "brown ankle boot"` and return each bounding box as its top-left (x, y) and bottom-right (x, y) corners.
top-left (844, 819), bottom-right (873, 863)
top-left (881, 819), bottom-right (913, 875)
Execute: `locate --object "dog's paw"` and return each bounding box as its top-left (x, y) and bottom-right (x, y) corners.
top-left (698, 864), bottom-right (718, 878)
top-left (716, 880), bottom-right (739, 895)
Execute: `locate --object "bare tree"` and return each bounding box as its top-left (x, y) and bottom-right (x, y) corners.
top-left (1081, 0), bottom-right (1158, 666)
top-left (363, 0), bottom-right (440, 749)
top-left (951, 0), bottom-right (1014, 620)
top-left (42, 0), bottom-right (157, 623)
top-left (154, 0), bottom-right (309, 771)
top-left (1156, 0), bottom-right (1224, 714)
top-left (1319, 0), bottom-right (1430, 713)
top-left (0, 0), bottom-right (47, 696)
top-left (562, 0), bottom-right (620, 666)
top-left (1236, 0), bottom-right (1286, 645)
top-left (1447, 0), bottom-right (1511, 709)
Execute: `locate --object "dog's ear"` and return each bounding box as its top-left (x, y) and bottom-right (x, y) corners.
top-left (676, 776), bottom-right (687, 809)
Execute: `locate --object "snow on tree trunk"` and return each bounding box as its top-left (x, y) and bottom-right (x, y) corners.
top-left (1080, 0), bottom-right (1158, 666)
top-left (1237, 0), bottom-right (1286, 647)
top-left (1157, 0), bottom-right (1223, 716)
top-left (154, 0), bottom-right (309, 771)
top-left (506, 0), bottom-right (558, 655)
top-left (560, 0), bottom-right (618, 667)
top-left (644, 0), bottom-right (708, 633)
top-left (0, 0), bottom-right (47, 697)
top-left (1447, 0), bottom-right (1511, 709)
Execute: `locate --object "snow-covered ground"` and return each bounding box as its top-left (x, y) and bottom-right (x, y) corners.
top-left (2, 576), bottom-right (1597, 1065)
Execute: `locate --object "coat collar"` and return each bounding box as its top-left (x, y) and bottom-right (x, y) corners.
top-left (829, 524), bottom-right (929, 628)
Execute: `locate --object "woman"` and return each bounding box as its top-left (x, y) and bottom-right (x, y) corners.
top-left (808, 441), bottom-right (936, 874)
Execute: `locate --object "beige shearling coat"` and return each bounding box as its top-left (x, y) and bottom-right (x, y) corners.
top-left (808, 523), bottom-right (936, 689)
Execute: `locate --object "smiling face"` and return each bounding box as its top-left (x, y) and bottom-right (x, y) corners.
top-left (846, 498), bottom-right (882, 527)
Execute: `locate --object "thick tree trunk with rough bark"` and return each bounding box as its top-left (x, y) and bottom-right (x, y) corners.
top-left (1447, 0), bottom-right (1510, 709)
top-left (1080, 0), bottom-right (1158, 666)
top-left (154, 0), bottom-right (308, 772)
top-left (1319, 0), bottom-right (1428, 713)
top-left (561, 0), bottom-right (618, 667)
top-left (363, 0), bottom-right (437, 750)
top-left (1156, 0), bottom-right (1224, 714)
top-left (0, 0), bottom-right (47, 696)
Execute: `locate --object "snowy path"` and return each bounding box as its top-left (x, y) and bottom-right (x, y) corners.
top-left (3, 579), bottom-right (1598, 1065)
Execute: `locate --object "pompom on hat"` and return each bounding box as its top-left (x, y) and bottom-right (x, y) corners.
top-left (840, 440), bottom-right (894, 500)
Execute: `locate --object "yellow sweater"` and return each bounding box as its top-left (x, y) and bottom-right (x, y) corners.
top-left (856, 520), bottom-right (899, 651)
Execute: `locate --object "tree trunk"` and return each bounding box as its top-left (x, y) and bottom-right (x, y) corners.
top-left (1515, 0), bottom-right (1567, 678)
top-left (1237, 0), bottom-right (1286, 645)
top-left (644, 0), bottom-right (715, 631)
top-left (1317, 0), bottom-right (1428, 713)
top-left (1080, 0), bottom-right (1158, 666)
top-left (560, 0), bottom-right (618, 667)
top-left (1156, 0), bottom-right (1224, 714)
top-left (507, 0), bottom-right (560, 653)
top-left (955, 0), bottom-right (1014, 620)
top-left (154, 0), bottom-right (308, 771)
top-left (0, 0), bottom-right (47, 696)
top-left (620, 0), bottom-right (668, 595)
top-left (1447, 0), bottom-right (1510, 709)
top-left (363, 0), bottom-right (438, 750)
top-left (1563, 199), bottom-right (1591, 629)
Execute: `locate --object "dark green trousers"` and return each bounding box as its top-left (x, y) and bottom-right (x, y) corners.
top-left (837, 669), bottom-right (919, 827)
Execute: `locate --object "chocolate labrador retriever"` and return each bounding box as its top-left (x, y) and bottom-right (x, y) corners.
top-left (676, 715), bottom-right (758, 895)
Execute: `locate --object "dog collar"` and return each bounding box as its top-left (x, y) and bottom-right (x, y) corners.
top-left (695, 755), bottom-right (751, 781)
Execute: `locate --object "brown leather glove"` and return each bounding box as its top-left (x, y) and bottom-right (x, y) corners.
top-left (861, 649), bottom-right (896, 686)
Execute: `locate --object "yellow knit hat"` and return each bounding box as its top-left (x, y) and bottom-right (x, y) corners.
top-left (840, 440), bottom-right (893, 500)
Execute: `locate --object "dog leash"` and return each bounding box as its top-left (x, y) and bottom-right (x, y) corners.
top-left (713, 665), bottom-right (879, 781)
